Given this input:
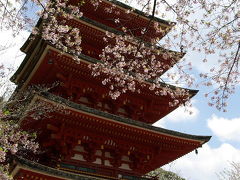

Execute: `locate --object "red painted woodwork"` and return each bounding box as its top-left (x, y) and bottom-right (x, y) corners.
top-left (22, 46), bottom-right (191, 124)
top-left (69, 0), bottom-right (173, 42)
top-left (19, 95), bottom-right (203, 178)
top-left (56, 17), bottom-right (182, 73)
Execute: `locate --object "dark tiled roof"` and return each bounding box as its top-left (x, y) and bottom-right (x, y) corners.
top-left (11, 42), bottom-right (196, 98)
top-left (41, 92), bottom-right (211, 143)
top-left (14, 157), bottom-right (104, 180)
top-left (106, 0), bottom-right (175, 26)
top-left (79, 16), bottom-right (183, 56)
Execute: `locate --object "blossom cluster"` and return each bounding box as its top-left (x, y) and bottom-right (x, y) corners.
top-left (90, 30), bottom-right (189, 102)
top-left (0, 119), bottom-right (38, 161)
top-left (0, 82), bottom-right (64, 179)
top-left (0, 116), bottom-right (38, 179)
top-left (33, 0), bottom-right (84, 62)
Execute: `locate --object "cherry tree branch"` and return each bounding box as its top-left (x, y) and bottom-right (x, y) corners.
top-left (221, 42), bottom-right (240, 105)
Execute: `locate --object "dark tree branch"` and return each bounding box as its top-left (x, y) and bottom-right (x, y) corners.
top-left (221, 42), bottom-right (240, 106)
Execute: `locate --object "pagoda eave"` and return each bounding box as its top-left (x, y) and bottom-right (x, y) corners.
top-left (11, 156), bottom-right (104, 180)
top-left (13, 44), bottom-right (192, 96)
top-left (69, 0), bottom-right (175, 41)
top-left (18, 92), bottom-right (210, 176)
top-left (11, 43), bottom-right (199, 124)
top-left (104, 0), bottom-right (175, 27)
top-left (36, 92), bottom-right (211, 144)
top-left (19, 15), bottom-right (183, 73)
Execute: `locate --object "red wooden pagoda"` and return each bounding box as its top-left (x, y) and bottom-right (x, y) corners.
top-left (10, 0), bottom-right (210, 179)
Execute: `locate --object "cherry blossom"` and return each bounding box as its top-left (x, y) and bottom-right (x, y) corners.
top-left (0, 0), bottom-right (239, 108)
top-left (0, 116), bottom-right (38, 179)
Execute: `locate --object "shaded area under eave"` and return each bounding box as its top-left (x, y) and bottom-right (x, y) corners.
top-left (34, 91), bottom-right (211, 144)
top-left (11, 156), bottom-right (107, 180)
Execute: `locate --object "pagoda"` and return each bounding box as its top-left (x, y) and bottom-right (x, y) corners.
top-left (10, 0), bottom-right (210, 179)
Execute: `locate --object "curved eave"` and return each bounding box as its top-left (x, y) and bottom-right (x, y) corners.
top-left (11, 44), bottom-right (190, 98)
top-left (105, 0), bottom-right (176, 27)
top-left (12, 156), bottom-right (102, 180)
top-left (10, 43), bottom-right (99, 85)
top-left (147, 78), bottom-right (199, 98)
top-left (20, 35), bottom-right (33, 53)
top-left (10, 38), bottom-right (46, 84)
top-left (20, 19), bottom-right (42, 53)
top-left (21, 15), bottom-right (180, 58)
top-left (12, 20), bottom-right (43, 84)
top-left (35, 92), bottom-right (211, 144)
top-left (77, 16), bottom-right (181, 58)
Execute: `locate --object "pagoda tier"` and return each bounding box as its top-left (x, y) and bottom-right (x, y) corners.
top-left (11, 43), bottom-right (196, 124)
top-left (18, 16), bottom-right (184, 76)
top-left (69, 0), bottom-right (175, 42)
top-left (16, 92), bottom-right (210, 179)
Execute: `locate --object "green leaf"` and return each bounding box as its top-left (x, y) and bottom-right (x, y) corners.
top-left (3, 110), bottom-right (10, 115)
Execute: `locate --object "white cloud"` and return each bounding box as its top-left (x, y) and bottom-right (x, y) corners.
top-left (0, 30), bottom-right (29, 97)
top-left (154, 101), bottom-right (199, 127)
top-left (165, 103), bottom-right (199, 122)
top-left (163, 143), bottom-right (240, 180)
top-left (0, 30), bottom-right (28, 67)
top-left (207, 114), bottom-right (240, 142)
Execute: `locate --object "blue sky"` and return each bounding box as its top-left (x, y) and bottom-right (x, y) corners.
top-left (1, 1), bottom-right (240, 179)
